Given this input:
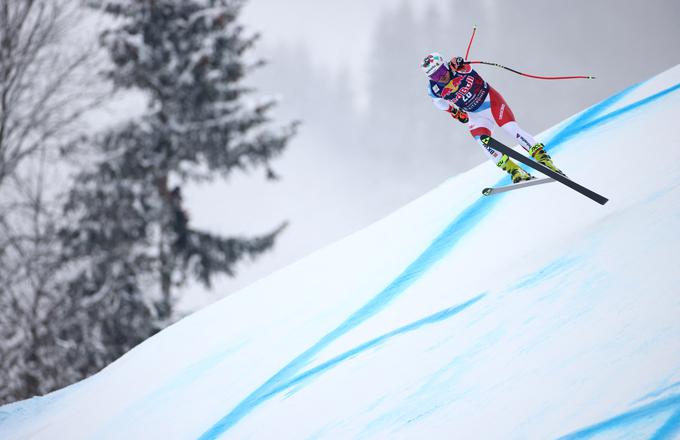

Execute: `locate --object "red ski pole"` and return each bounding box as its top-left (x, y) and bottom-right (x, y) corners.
top-left (464, 25), bottom-right (477, 59)
top-left (460, 27), bottom-right (594, 80)
top-left (466, 60), bottom-right (596, 80)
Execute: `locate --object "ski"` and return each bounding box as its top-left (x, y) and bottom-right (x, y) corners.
top-left (482, 177), bottom-right (555, 196)
top-left (479, 135), bottom-right (609, 205)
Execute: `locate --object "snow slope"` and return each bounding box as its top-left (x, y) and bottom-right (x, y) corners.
top-left (2, 66), bottom-right (680, 440)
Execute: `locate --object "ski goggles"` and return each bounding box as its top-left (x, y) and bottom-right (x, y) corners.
top-left (429, 64), bottom-right (450, 83)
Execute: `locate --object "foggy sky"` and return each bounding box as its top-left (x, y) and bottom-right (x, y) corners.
top-left (181, 0), bottom-right (680, 310)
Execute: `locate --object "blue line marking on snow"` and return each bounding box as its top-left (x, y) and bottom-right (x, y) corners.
top-left (508, 255), bottom-right (581, 292)
top-left (545, 81), bottom-right (680, 151)
top-left (637, 381), bottom-right (680, 403)
top-left (577, 82), bottom-right (680, 133)
top-left (200, 80), bottom-right (680, 439)
top-left (558, 394), bottom-right (680, 439)
top-left (199, 198), bottom-right (499, 439)
top-left (544, 85), bottom-right (637, 151)
top-left (266, 294), bottom-right (485, 401)
top-left (651, 408), bottom-right (680, 440)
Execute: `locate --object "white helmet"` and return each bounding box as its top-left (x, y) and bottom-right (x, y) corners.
top-left (421, 52), bottom-right (447, 77)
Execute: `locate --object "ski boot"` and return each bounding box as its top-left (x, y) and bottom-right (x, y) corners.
top-left (497, 154), bottom-right (533, 183)
top-left (530, 143), bottom-right (565, 176)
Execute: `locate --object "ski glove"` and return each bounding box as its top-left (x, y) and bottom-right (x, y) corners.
top-left (449, 107), bottom-right (469, 124)
top-left (450, 56), bottom-right (466, 71)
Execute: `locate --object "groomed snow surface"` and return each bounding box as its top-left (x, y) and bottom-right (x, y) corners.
top-left (2, 66), bottom-right (680, 440)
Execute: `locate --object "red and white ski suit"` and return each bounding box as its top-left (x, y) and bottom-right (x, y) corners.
top-left (428, 63), bottom-right (539, 164)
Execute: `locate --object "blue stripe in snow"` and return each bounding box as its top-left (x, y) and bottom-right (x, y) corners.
top-left (546, 81), bottom-right (680, 152)
top-left (637, 380), bottom-right (680, 403)
top-left (507, 255), bottom-right (581, 292)
top-left (558, 394), bottom-right (680, 439)
top-left (651, 408), bottom-right (680, 440)
top-left (265, 294), bottom-right (485, 401)
top-left (198, 199), bottom-right (500, 439)
top-left (576, 82), bottom-right (680, 133)
top-left (545, 84), bottom-right (641, 151)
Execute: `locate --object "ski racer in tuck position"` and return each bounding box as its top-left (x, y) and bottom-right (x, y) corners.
top-left (422, 53), bottom-right (564, 183)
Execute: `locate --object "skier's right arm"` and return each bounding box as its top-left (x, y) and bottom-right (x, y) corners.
top-left (433, 99), bottom-right (469, 123)
top-left (428, 86), bottom-right (468, 123)
top-left (449, 105), bottom-right (469, 123)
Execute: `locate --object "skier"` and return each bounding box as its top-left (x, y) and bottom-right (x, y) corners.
top-left (421, 52), bottom-right (563, 183)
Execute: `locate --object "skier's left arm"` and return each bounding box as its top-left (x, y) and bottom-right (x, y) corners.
top-left (450, 56), bottom-right (472, 74)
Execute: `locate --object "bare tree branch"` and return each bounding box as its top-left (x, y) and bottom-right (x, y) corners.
top-left (0, 0), bottom-right (109, 404)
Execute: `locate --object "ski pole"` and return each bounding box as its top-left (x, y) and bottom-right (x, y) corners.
top-left (464, 25), bottom-right (477, 60)
top-left (466, 60), bottom-right (596, 80)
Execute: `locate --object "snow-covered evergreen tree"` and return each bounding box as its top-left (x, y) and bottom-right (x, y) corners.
top-left (59, 0), bottom-right (296, 372)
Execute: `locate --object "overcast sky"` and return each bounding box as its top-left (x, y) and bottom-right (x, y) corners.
top-left (239, 0), bottom-right (446, 108)
top-left (241, 0), bottom-right (434, 78)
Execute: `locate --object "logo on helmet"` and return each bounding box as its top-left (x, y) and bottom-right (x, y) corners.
top-left (421, 52), bottom-right (445, 77)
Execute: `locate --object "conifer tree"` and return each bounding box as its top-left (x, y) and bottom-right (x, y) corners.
top-left (60, 0), bottom-right (296, 358)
